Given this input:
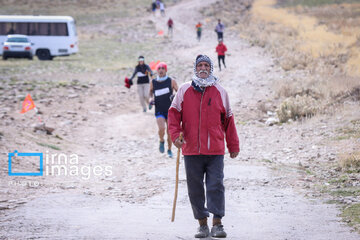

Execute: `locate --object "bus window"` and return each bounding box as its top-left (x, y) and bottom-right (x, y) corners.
top-left (15, 22), bottom-right (28, 35)
top-left (1, 21), bottom-right (70, 36)
top-left (0, 22), bottom-right (6, 35)
top-left (7, 23), bottom-right (15, 34)
top-left (60, 23), bottom-right (68, 36)
top-left (36, 22), bottom-right (49, 36)
top-left (49, 23), bottom-right (68, 36)
top-left (28, 23), bottom-right (37, 35)
top-left (0, 22), bottom-right (16, 35)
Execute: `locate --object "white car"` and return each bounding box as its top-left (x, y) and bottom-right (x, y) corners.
top-left (2, 34), bottom-right (33, 60)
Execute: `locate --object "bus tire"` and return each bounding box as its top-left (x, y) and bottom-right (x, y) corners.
top-left (37, 49), bottom-right (52, 60)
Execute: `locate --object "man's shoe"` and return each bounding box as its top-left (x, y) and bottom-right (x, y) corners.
top-left (167, 149), bottom-right (173, 158)
top-left (149, 100), bottom-right (154, 110)
top-left (194, 225), bottom-right (209, 238)
top-left (211, 224), bottom-right (227, 238)
top-left (159, 141), bottom-right (165, 153)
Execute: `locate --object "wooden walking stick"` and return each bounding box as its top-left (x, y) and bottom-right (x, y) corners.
top-left (171, 133), bottom-right (183, 222)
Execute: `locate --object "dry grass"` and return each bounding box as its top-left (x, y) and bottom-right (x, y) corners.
top-left (0, 0), bottom-right (150, 25)
top-left (278, 0), bottom-right (360, 7)
top-left (256, 101), bottom-right (277, 119)
top-left (336, 119), bottom-right (360, 173)
top-left (330, 76), bottom-right (358, 101)
top-left (275, 75), bottom-right (360, 98)
top-left (239, 0), bottom-right (360, 121)
top-left (341, 203), bottom-right (360, 231)
top-left (0, 0), bottom-right (179, 26)
top-left (274, 75), bottom-right (360, 122)
top-left (276, 95), bottom-right (319, 122)
top-left (339, 152), bottom-right (360, 172)
top-left (208, 0), bottom-right (360, 124)
top-left (336, 119), bottom-right (360, 139)
top-left (256, 101), bottom-right (271, 113)
top-left (274, 76), bottom-right (324, 97)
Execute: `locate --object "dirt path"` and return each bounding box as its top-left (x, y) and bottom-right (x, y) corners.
top-left (1, 0), bottom-right (359, 239)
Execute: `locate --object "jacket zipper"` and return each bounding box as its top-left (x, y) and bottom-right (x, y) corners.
top-left (207, 98), bottom-right (211, 150)
top-left (198, 89), bottom-right (205, 153)
top-left (208, 132), bottom-right (210, 150)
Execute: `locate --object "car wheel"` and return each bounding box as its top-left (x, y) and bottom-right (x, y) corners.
top-left (28, 55), bottom-right (33, 60)
top-left (37, 49), bottom-right (52, 60)
top-left (2, 55), bottom-right (7, 60)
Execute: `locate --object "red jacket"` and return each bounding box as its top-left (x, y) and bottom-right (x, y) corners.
top-left (168, 19), bottom-right (173, 27)
top-left (216, 43), bottom-right (227, 56)
top-left (168, 82), bottom-right (240, 155)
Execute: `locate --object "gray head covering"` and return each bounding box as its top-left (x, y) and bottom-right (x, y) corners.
top-left (192, 55), bottom-right (218, 88)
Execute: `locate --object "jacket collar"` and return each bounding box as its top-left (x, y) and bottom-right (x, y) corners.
top-left (191, 81), bottom-right (204, 93)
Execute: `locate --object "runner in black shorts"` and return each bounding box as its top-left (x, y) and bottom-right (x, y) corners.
top-left (149, 62), bottom-right (178, 157)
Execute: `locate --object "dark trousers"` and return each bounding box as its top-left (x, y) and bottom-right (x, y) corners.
top-left (217, 31), bottom-right (223, 40)
top-left (197, 31), bottom-right (202, 41)
top-left (218, 55), bottom-right (226, 70)
top-left (184, 155), bottom-right (225, 220)
top-left (168, 26), bottom-right (173, 36)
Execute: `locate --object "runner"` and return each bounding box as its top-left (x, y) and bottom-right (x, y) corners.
top-left (151, 0), bottom-right (157, 16)
top-left (195, 22), bottom-right (202, 42)
top-left (167, 18), bottom-right (174, 37)
top-left (214, 19), bottom-right (225, 41)
top-left (159, 1), bottom-right (166, 17)
top-left (149, 62), bottom-right (178, 157)
top-left (129, 56), bottom-right (153, 112)
top-left (215, 39), bottom-right (227, 71)
top-left (168, 55), bottom-right (239, 238)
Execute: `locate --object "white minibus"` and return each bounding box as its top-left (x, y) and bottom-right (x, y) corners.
top-left (0, 15), bottom-right (78, 60)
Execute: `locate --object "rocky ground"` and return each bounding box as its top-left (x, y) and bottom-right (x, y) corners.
top-left (0, 0), bottom-right (359, 239)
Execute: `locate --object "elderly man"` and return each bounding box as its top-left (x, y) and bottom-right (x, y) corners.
top-left (168, 55), bottom-right (239, 238)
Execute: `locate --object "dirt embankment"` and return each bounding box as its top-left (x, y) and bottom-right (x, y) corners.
top-left (208, 0), bottom-right (360, 105)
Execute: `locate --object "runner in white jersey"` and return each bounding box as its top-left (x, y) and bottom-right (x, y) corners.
top-left (149, 62), bottom-right (178, 157)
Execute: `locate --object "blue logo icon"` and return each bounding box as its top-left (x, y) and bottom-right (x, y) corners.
top-left (8, 150), bottom-right (43, 176)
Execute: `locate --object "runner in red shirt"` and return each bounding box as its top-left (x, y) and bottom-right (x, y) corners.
top-left (215, 39), bottom-right (227, 71)
top-left (167, 18), bottom-right (174, 37)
